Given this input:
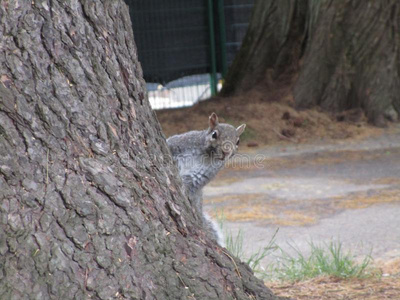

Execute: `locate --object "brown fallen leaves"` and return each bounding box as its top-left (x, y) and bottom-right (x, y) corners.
top-left (268, 276), bottom-right (400, 300)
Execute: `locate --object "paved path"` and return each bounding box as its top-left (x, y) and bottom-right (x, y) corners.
top-left (203, 125), bottom-right (400, 266)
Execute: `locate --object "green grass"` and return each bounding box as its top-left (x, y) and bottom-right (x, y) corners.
top-left (225, 228), bottom-right (245, 258)
top-left (222, 227), bottom-right (372, 281)
top-left (245, 229), bottom-right (278, 276)
top-left (216, 210), bottom-right (373, 282)
top-left (268, 241), bottom-right (373, 282)
top-left (222, 223), bottom-right (278, 276)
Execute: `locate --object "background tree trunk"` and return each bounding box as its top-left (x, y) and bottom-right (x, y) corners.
top-left (220, 0), bottom-right (308, 96)
top-left (221, 0), bottom-right (400, 126)
top-left (0, 1), bottom-right (279, 299)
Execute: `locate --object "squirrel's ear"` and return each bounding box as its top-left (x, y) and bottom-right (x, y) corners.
top-left (236, 124), bottom-right (246, 136)
top-left (209, 112), bottom-right (219, 129)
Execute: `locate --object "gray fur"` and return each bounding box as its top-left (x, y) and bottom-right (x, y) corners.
top-left (167, 113), bottom-right (245, 245)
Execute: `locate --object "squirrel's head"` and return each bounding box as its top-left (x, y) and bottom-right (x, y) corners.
top-left (205, 112), bottom-right (246, 161)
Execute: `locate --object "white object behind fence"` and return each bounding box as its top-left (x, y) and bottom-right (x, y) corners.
top-left (148, 74), bottom-right (222, 110)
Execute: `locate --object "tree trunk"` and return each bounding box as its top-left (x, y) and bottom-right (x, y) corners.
top-left (0, 1), bottom-right (279, 299)
top-left (220, 0), bottom-right (308, 96)
top-left (221, 0), bottom-right (400, 126)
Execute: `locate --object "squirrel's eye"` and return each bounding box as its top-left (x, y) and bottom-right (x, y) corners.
top-left (212, 131), bottom-right (218, 139)
top-left (236, 139), bottom-right (240, 146)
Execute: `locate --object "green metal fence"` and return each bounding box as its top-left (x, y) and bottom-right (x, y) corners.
top-left (125, 0), bottom-right (254, 109)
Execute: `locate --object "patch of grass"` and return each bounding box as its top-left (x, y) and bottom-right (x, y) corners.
top-left (225, 228), bottom-right (245, 259)
top-left (246, 228), bottom-right (278, 276)
top-left (216, 211), bottom-right (373, 282)
top-left (267, 241), bottom-right (373, 282)
top-left (223, 224), bottom-right (278, 276)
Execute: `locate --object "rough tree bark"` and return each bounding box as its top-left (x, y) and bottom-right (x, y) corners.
top-left (221, 0), bottom-right (400, 125)
top-left (0, 1), bottom-right (279, 299)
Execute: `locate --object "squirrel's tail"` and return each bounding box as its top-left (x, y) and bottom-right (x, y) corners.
top-left (203, 213), bottom-right (225, 247)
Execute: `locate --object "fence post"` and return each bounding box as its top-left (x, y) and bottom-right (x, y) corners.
top-left (217, 0), bottom-right (228, 78)
top-left (207, 0), bottom-right (218, 96)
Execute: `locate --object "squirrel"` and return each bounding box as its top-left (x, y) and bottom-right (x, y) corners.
top-left (167, 112), bottom-right (246, 246)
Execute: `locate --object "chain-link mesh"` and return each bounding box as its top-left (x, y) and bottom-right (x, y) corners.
top-left (125, 0), bottom-right (254, 109)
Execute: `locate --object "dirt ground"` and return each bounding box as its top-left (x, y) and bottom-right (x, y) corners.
top-left (156, 84), bottom-right (385, 146)
top-left (267, 250), bottom-right (400, 299)
top-left (268, 275), bottom-right (400, 299)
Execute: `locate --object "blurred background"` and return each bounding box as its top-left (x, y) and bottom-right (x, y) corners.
top-left (124, 1), bottom-right (400, 298)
